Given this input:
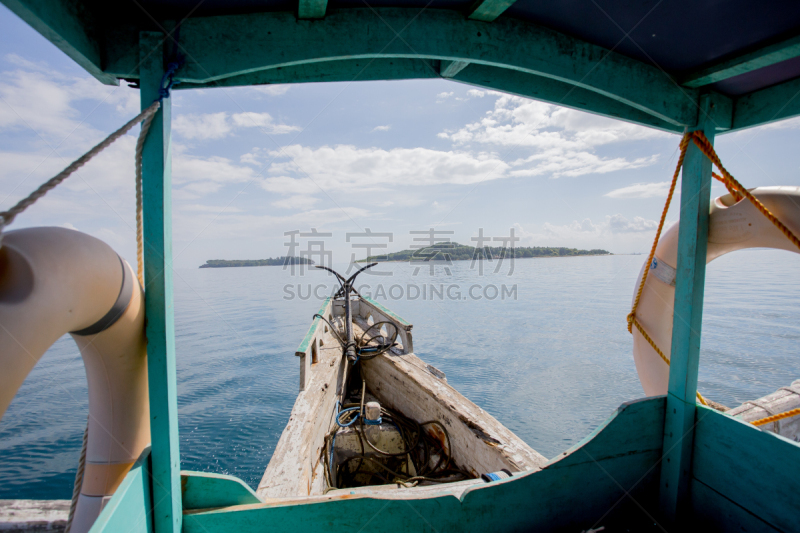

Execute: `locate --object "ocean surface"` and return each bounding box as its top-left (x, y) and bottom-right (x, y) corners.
top-left (2, 251), bottom-right (799, 499)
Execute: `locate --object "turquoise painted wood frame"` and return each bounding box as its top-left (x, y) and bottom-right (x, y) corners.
top-left (119, 36), bottom-right (798, 532)
top-left (139, 33), bottom-right (182, 533)
top-left (9, 1), bottom-right (800, 133)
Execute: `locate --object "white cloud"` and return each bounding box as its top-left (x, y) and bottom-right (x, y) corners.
top-left (271, 195), bottom-right (320, 209)
top-left (231, 112), bottom-right (300, 134)
top-left (605, 181), bottom-right (672, 198)
top-left (516, 213), bottom-right (660, 245)
top-left (467, 89), bottom-right (486, 98)
top-left (264, 145), bottom-right (509, 194)
top-left (172, 153), bottom-right (258, 196)
top-left (173, 112), bottom-right (231, 140)
top-left (179, 204), bottom-right (243, 213)
top-left (438, 95), bottom-right (667, 178)
top-left (606, 214), bottom-right (658, 233)
top-left (251, 85), bottom-right (290, 96)
top-left (436, 92), bottom-right (453, 100)
top-left (260, 176), bottom-right (318, 195)
top-left (172, 112), bottom-right (299, 141)
top-left (509, 151), bottom-right (658, 178)
top-left (372, 125), bottom-right (391, 132)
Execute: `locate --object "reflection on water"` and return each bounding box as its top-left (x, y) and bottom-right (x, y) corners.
top-left (1, 251), bottom-right (798, 498)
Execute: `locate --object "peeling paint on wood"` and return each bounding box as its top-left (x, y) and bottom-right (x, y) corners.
top-left (0, 500), bottom-right (68, 532)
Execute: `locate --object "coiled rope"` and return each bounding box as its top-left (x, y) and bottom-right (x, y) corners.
top-left (627, 130), bottom-right (800, 414)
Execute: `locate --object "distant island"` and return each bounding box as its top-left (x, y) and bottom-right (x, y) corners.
top-left (360, 242), bottom-right (611, 262)
top-left (199, 257), bottom-right (315, 268)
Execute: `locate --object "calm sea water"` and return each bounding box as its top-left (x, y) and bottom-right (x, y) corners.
top-left (2, 251), bottom-right (799, 499)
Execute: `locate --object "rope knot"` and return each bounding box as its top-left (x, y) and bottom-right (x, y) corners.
top-left (158, 60), bottom-right (184, 101)
top-left (626, 312), bottom-right (634, 334)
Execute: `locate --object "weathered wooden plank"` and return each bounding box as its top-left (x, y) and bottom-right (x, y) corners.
top-left (296, 298), bottom-right (331, 355)
top-left (358, 333), bottom-right (546, 476)
top-left (139, 32), bottom-right (182, 533)
top-left (358, 298), bottom-right (413, 353)
top-left (693, 406), bottom-right (800, 532)
top-left (660, 95), bottom-right (717, 524)
top-left (257, 320), bottom-right (345, 499)
top-left (181, 472), bottom-right (262, 510)
top-left (727, 379), bottom-right (800, 440)
top-left (0, 499), bottom-right (68, 532)
top-left (360, 296), bottom-right (411, 328)
top-left (0, 0), bottom-right (117, 85)
top-left (730, 75), bottom-right (800, 132)
top-left (104, 9), bottom-right (699, 127)
top-left (298, 0), bottom-right (327, 19)
top-left (184, 397), bottom-right (666, 533)
top-left (90, 448), bottom-right (153, 533)
top-left (297, 299), bottom-right (332, 390)
top-left (682, 33), bottom-right (800, 88)
top-left (440, 60), bottom-right (470, 78)
top-left (177, 58), bottom-right (440, 90)
top-left (467, 0), bottom-right (517, 22)
top-left (174, 59), bottom-right (707, 135)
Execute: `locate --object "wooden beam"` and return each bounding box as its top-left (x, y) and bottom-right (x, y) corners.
top-left (728, 75), bottom-right (800, 132)
top-left (467, 0), bottom-right (517, 22)
top-left (458, 64), bottom-right (685, 133)
top-left (659, 94), bottom-right (716, 525)
top-left (140, 32), bottom-right (182, 533)
top-left (180, 59), bottom-right (686, 133)
top-left (176, 58), bottom-right (441, 89)
top-left (104, 9), bottom-right (699, 127)
top-left (682, 34), bottom-right (800, 88)
top-left (298, 0), bottom-right (327, 19)
top-left (440, 60), bottom-right (470, 78)
top-left (1, 0), bottom-right (118, 85)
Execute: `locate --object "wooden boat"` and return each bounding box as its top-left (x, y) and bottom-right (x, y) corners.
top-left (257, 285), bottom-right (546, 498)
top-left (3, 0), bottom-right (800, 531)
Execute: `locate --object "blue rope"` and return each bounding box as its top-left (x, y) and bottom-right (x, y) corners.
top-left (158, 60), bottom-right (184, 101)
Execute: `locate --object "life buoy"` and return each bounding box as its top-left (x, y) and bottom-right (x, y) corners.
top-left (0, 227), bottom-right (149, 533)
top-left (632, 186), bottom-right (800, 396)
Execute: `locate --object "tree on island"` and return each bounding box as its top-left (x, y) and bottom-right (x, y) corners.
top-left (359, 242), bottom-right (611, 262)
top-left (199, 257), bottom-right (315, 268)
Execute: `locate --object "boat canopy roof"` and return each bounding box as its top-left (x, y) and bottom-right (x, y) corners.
top-left (4, 0), bottom-right (800, 133)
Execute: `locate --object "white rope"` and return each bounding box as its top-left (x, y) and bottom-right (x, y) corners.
top-left (12, 102), bottom-right (162, 533)
top-left (0, 101), bottom-right (161, 249)
top-left (65, 419), bottom-right (88, 533)
top-left (135, 107), bottom-right (159, 287)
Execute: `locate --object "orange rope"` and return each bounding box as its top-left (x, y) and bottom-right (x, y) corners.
top-left (627, 132), bottom-right (690, 334)
top-left (712, 172), bottom-right (743, 202)
top-left (626, 133), bottom-right (707, 405)
top-left (751, 407), bottom-right (800, 427)
top-left (628, 129), bottom-right (800, 408)
top-left (691, 131), bottom-right (800, 252)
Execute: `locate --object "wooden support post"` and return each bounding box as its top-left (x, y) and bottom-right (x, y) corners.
top-left (659, 94), bottom-right (716, 524)
top-left (139, 32), bottom-right (182, 533)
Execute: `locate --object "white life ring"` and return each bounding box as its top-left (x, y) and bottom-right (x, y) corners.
top-left (632, 186), bottom-right (800, 396)
top-left (0, 227), bottom-right (149, 533)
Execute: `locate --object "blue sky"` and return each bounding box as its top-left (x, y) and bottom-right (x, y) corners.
top-left (3, 5), bottom-right (800, 269)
